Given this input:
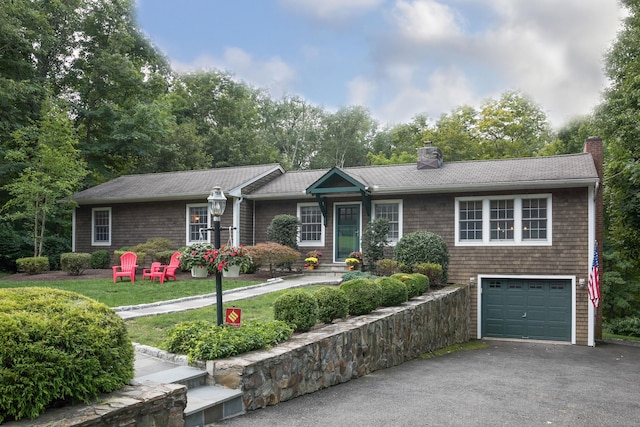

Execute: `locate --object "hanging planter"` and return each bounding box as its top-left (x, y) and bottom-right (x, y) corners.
top-left (191, 265), bottom-right (208, 278)
top-left (223, 264), bottom-right (241, 278)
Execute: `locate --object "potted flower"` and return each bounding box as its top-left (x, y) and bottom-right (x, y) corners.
top-left (304, 256), bottom-right (319, 270)
top-left (180, 242), bottom-right (217, 277)
top-left (345, 257), bottom-right (360, 270)
top-left (306, 250), bottom-right (323, 260)
top-left (348, 251), bottom-right (363, 270)
top-left (215, 245), bottom-right (252, 277)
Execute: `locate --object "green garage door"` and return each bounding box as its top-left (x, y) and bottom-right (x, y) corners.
top-left (482, 279), bottom-right (571, 341)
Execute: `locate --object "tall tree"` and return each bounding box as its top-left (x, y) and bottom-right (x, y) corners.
top-left (260, 95), bottom-right (325, 170)
top-left (2, 98), bottom-right (87, 257)
top-left (310, 106), bottom-right (376, 169)
top-left (596, 0), bottom-right (640, 263)
top-left (422, 105), bottom-right (480, 161)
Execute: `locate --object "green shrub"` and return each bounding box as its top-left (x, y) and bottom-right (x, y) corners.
top-left (394, 231), bottom-right (449, 283)
top-left (376, 277), bottom-right (408, 306)
top-left (413, 262), bottom-right (443, 287)
top-left (156, 250), bottom-right (177, 265)
top-left (164, 320), bottom-right (293, 362)
top-left (267, 214), bottom-right (301, 250)
top-left (606, 317), bottom-right (640, 337)
top-left (44, 235), bottom-right (71, 271)
top-left (361, 218), bottom-right (390, 273)
top-left (114, 249), bottom-right (146, 266)
top-left (391, 273), bottom-right (430, 298)
top-left (340, 278), bottom-right (382, 316)
top-left (341, 271), bottom-right (377, 282)
top-left (0, 288), bottom-right (134, 423)
top-left (15, 256), bottom-right (49, 274)
top-left (398, 262), bottom-right (412, 273)
top-left (274, 290), bottom-right (319, 332)
top-left (376, 259), bottom-right (398, 277)
top-left (60, 252), bottom-right (91, 275)
top-left (91, 250), bottom-right (111, 269)
top-left (132, 238), bottom-right (175, 262)
top-left (314, 286), bottom-right (349, 324)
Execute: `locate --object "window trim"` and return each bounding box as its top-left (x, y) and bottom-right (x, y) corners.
top-left (455, 194), bottom-right (552, 246)
top-left (91, 207), bottom-right (112, 246)
top-left (372, 199), bottom-right (403, 245)
top-left (297, 202), bottom-right (325, 247)
top-left (186, 204), bottom-right (211, 245)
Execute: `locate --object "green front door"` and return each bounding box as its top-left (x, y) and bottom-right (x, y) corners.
top-left (335, 204), bottom-right (360, 261)
top-left (482, 278), bottom-right (572, 341)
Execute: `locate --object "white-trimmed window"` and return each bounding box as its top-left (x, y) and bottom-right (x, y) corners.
top-left (92, 207), bottom-right (111, 246)
top-left (298, 203), bottom-right (324, 246)
top-left (186, 204), bottom-right (209, 244)
top-left (455, 195), bottom-right (552, 246)
top-left (372, 200), bottom-right (403, 244)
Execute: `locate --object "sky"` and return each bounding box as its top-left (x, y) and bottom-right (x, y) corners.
top-left (135, 0), bottom-right (625, 129)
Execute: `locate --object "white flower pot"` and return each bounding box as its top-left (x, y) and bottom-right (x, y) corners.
top-left (223, 265), bottom-right (241, 278)
top-left (191, 266), bottom-right (208, 278)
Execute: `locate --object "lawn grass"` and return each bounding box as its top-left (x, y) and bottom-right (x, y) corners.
top-left (0, 277), bottom-right (262, 307)
top-left (126, 285), bottom-right (325, 348)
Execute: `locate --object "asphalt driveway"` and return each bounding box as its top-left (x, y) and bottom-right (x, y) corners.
top-left (217, 340), bottom-right (640, 426)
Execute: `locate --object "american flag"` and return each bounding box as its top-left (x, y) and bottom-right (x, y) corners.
top-left (588, 244), bottom-right (600, 308)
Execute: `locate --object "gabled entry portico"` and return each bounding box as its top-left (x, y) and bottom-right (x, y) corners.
top-left (305, 167), bottom-right (371, 262)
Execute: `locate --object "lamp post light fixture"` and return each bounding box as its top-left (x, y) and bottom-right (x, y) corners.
top-left (208, 187), bottom-right (227, 325)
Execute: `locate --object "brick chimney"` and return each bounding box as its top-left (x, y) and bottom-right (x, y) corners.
top-left (417, 147), bottom-right (443, 169)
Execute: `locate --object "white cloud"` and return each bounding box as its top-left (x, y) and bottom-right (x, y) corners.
top-left (172, 47), bottom-right (297, 99)
top-left (279, 0), bottom-right (384, 21)
top-left (347, 76), bottom-right (376, 106)
top-left (392, 0), bottom-right (462, 42)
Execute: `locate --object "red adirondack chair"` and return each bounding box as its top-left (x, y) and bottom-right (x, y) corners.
top-left (112, 252), bottom-right (138, 283)
top-left (163, 251), bottom-right (181, 282)
top-left (142, 262), bottom-right (162, 281)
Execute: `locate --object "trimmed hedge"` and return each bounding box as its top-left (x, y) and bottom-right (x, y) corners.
top-left (340, 278), bottom-right (382, 316)
top-left (15, 256), bottom-right (49, 275)
top-left (274, 290), bottom-right (319, 332)
top-left (341, 271), bottom-right (377, 282)
top-left (164, 320), bottom-right (293, 362)
top-left (60, 252), bottom-right (91, 275)
top-left (376, 277), bottom-right (409, 306)
top-left (391, 273), bottom-right (429, 298)
top-left (413, 262), bottom-right (443, 287)
top-left (314, 286), bottom-right (349, 324)
top-left (0, 288), bottom-right (134, 423)
top-left (91, 250), bottom-right (111, 269)
top-left (394, 231), bottom-right (449, 283)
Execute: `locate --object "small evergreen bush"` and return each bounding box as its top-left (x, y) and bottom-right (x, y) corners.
top-left (394, 231), bottom-right (449, 283)
top-left (15, 256), bottom-right (49, 274)
top-left (314, 286), bottom-right (349, 324)
top-left (274, 290), bottom-right (319, 332)
top-left (60, 252), bottom-right (91, 275)
top-left (341, 270), bottom-right (377, 281)
top-left (132, 238), bottom-right (175, 262)
top-left (164, 320), bottom-right (293, 363)
top-left (606, 317), bottom-right (640, 337)
top-left (0, 288), bottom-right (134, 423)
top-left (266, 214), bottom-right (301, 250)
top-left (391, 273), bottom-right (430, 298)
top-left (91, 250), bottom-right (111, 269)
top-left (376, 277), bottom-right (408, 306)
top-left (156, 250), bottom-right (177, 265)
top-left (413, 262), bottom-right (443, 287)
top-left (361, 218), bottom-right (390, 273)
top-left (340, 278), bottom-right (382, 315)
top-left (376, 259), bottom-right (398, 277)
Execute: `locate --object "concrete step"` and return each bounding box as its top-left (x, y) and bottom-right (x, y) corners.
top-left (184, 385), bottom-right (244, 427)
top-left (136, 365), bottom-right (207, 390)
top-left (304, 263), bottom-right (350, 277)
top-left (136, 365), bottom-right (245, 425)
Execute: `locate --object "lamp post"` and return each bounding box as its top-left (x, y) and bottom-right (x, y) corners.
top-left (208, 187), bottom-right (227, 325)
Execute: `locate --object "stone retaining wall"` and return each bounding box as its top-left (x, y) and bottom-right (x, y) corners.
top-left (7, 383), bottom-right (187, 427)
top-left (208, 285), bottom-right (469, 410)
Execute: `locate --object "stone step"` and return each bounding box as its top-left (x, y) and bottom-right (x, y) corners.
top-left (184, 385), bottom-right (244, 427)
top-left (135, 364), bottom-right (245, 425)
top-left (136, 365), bottom-right (207, 390)
top-left (304, 263), bottom-right (350, 277)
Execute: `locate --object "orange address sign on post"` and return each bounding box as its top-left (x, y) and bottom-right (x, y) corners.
top-left (225, 307), bottom-right (242, 327)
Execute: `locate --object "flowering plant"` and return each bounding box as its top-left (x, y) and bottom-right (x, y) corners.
top-left (345, 257), bottom-right (360, 267)
top-left (348, 251), bottom-right (363, 261)
top-left (304, 256), bottom-right (319, 266)
top-left (180, 242), bottom-right (217, 273)
top-left (215, 245), bottom-right (252, 272)
top-left (306, 250), bottom-right (323, 259)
